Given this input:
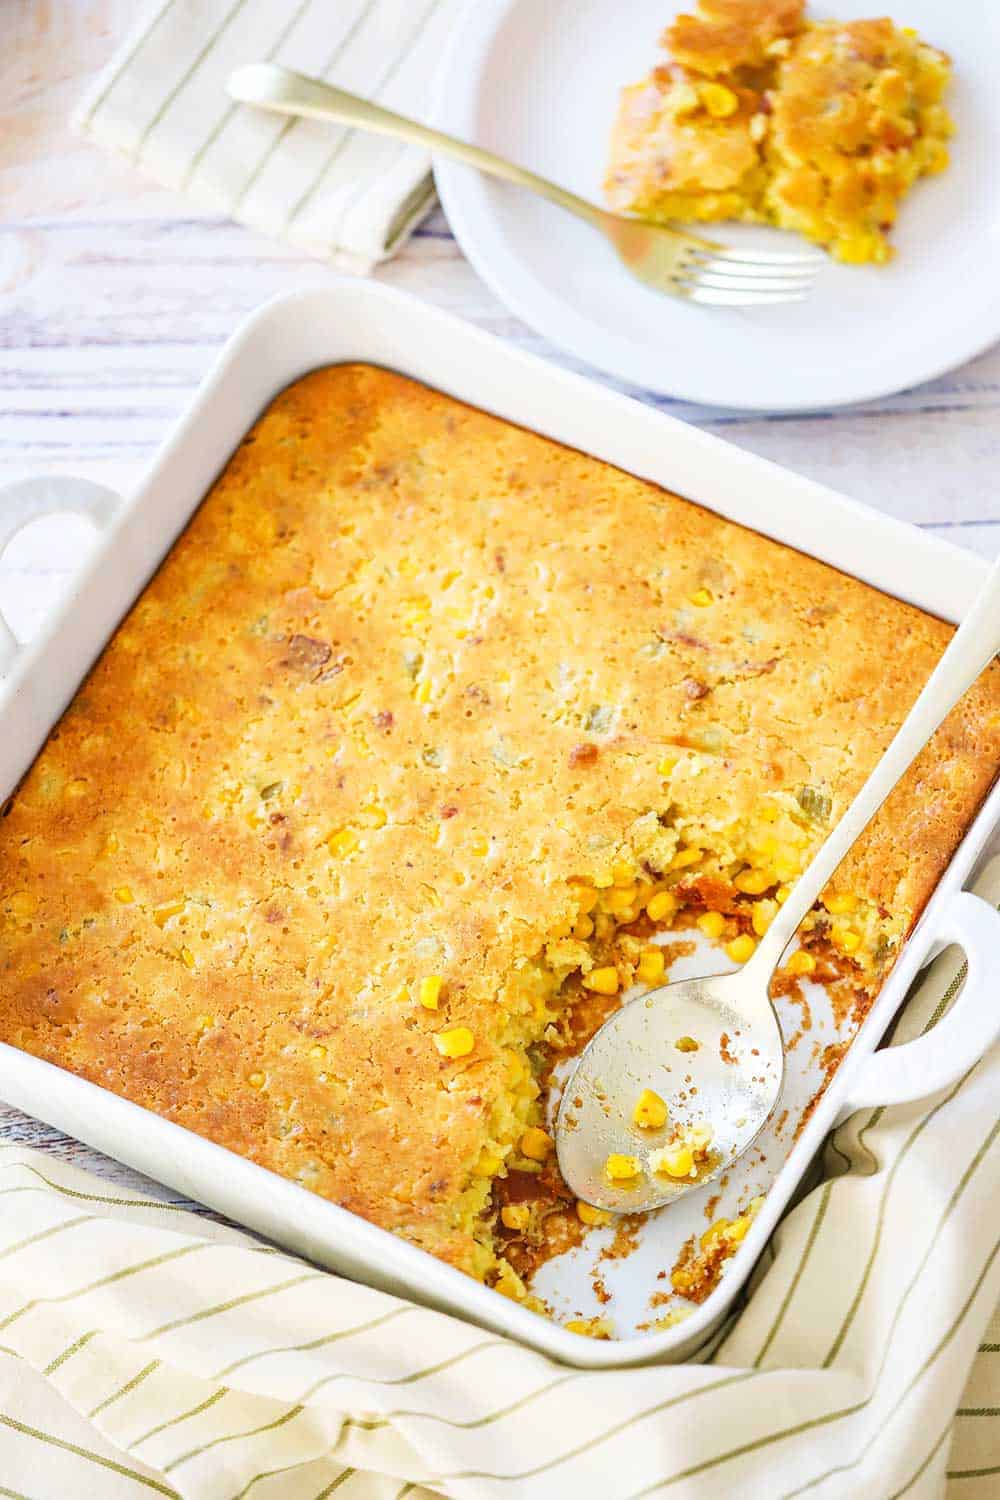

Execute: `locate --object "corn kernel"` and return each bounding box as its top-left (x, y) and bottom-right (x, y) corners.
top-left (573, 885), bottom-right (600, 912)
top-left (690, 588), bottom-right (713, 607)
top-left (605, 885), bottom-right (638, 914)
top-left (493, 1264), bottom-right (527, 1301)
top-left (180, 946), bottom-right (195, 969)
top-left (670, 846), bottom-right (702, 871)
top-left (475, 1151), bottom-right (503, 1177)
top-left (823, 891), bottom-right (858, 916)
top-left (735, 868), bottom-right (773, 896)
top-left (418, 975), bottom-right (443, 1011)
top-left (675, 1035), bottom-right (699, 1053)
top-left (153, 899), bottom-right (185, 927)
top-left (576, 1200), bottom-right (613, 1227)
top-left (501, 1204), bottom-right (530, 1231)
top-left (434, 1026), bottom-right (475, 1059)
top-left (520, 1127), bottom-right (553, 1162)
top-left (471, 836), bottom-right (490, 857)
top-left (774, 854), bottom-right (800, 882)
top-left (636, 947), bottom-right (666, 985)
top-left (657, 755), bottom-right (678, 778)
top-left (573, 914), bottom-right (595, 940)
top-left (646, 890), bottom-right (678, 923)
top-left (248, 1071), bottom-right (266, 1090)
top-left (413, 678), bottom-right (433, 704)
top-left (605, 1153), bottom-right (641, 1183)
top-left (327, 828), bottom-right (359, 857)
top-left (786, 949), bottom-right (816, 976)
top-left (8, 891), bottom-right (37, 919)
top-left (358, 803), bottom-right (388, 829)
top-left (752, 899), bottom-right (777, 937)
top-left (726, 934), bottom-right (757, 964)
top-left (114, 886), bottom-right (134, 904)
top-left (652, 1143), bottom-right (695, 1179)
top-left (612, 861), bottom-right (636, 887)
top-left (697, 910), bottom-right (726, 939)
top-left (583, 966), bottom-right (619, 996)
top-left (687, 1122), bottom-right (714, 1152)
top-left (776, 884), bottom-right (792, 905)
top-left (564, 1318), bottom-right (609, 1338)
top-left (700, 81), bottom-right (739, 117)
top-left (832, 926), bottom-right (861, 954)
top-left (727, 1213), bottom-right (753, 1244)
top-left (700, 1217), bottom-right (731, 1251)
top-left (504, 1051), bottom-right (526, 1087)
top-left (309, 1043), bottom-right (326, 1059)
top-left (632, 1087), bottom-right (668, 1131)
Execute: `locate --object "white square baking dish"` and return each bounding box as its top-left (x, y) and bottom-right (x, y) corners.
top-left (1, 280), bottom-right (998, 1369)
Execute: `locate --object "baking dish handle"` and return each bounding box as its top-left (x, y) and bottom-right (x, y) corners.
top-left (835, 889), bottom-right (1000, 1120)
top-left (0, 476), bottom-right (123, 675)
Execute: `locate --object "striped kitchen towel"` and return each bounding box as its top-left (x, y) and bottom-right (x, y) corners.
top-left (73, 0), bottom-right (462, 274)
top-left (0, 858), bottom-right (998, 1498)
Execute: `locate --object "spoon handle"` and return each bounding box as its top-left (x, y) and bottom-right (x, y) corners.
top-left (227, 63), bottom-right (607, 228)
top-left (750, 556), bottom-right (1000, 980)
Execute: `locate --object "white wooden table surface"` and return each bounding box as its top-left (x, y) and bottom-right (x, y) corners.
top-left (2, 1), bottom-right (999, 1212)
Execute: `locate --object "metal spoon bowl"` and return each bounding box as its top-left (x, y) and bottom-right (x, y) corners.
top-left (556, 966), bottom-right (783, 1213)
top-left (557, 555), bottom-right (1000, 1214)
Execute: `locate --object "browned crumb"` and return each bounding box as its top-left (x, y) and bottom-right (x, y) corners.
top-left (666, 0), bottom-right (806, 76)
top-left (794, 1040), bottom-right (851, 1141)
top-left (600, 1214), bottom-right (644, 1264)
top-left (670, 1196), bottom-right (764, 1303)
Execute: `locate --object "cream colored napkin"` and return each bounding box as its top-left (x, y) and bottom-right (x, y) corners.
top-left (73, 0), bottom-right (462, 274)
top-left (1, 862), bottom-right (998, 1498)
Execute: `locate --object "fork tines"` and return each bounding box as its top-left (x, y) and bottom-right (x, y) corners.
top-left (677, 245), bottom-right (824, 305)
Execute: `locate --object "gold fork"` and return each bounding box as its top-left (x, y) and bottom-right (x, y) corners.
top-left (227, 64), bottom-right (822, 306)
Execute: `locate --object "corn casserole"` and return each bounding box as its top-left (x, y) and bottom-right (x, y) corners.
top-left (606, 0), bottom-right (953, 264)
top-left (0, 365), bottom-right (997, 1309)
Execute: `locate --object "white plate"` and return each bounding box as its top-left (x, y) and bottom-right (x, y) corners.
top-left (434, 0), bottom-right (1000, 411)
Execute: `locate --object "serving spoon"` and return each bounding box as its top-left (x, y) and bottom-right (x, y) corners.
top-left (227, 63), bottom-right (822, 307)
top-left (557, 556), bottom-right (1000, 1213)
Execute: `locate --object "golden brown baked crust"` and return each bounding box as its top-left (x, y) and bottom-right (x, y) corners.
top-left (1, 365), bottom-right (997, 1283)
top-left (666, 0), bottom-right (805, 76)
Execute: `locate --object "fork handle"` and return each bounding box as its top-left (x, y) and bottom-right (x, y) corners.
top-left (227, 63), bottom-right (606, 228)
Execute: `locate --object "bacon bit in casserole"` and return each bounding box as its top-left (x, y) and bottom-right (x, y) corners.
top-left (736, 657), bottom-right (778, 678)
top-left (569, 742), bottom-right (600, 768)
top-left (283, 634), bottom-right (333, 676)
top-left (662, 629), bottom-right (710, 651)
